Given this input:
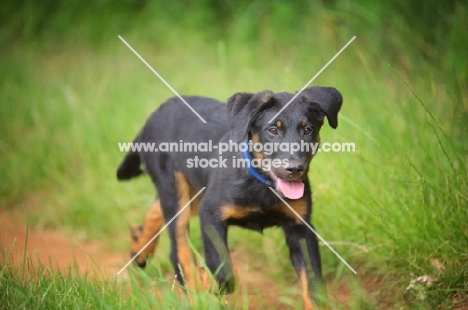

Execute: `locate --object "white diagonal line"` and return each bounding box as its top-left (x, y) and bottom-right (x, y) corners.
top-left (268, 36), bottom-right (356, 123)
top-left (117, 187), bottom-right (206, 275)
top-left (269, 187), bottom-right (357, 274)
top-left (118, 35), bottom-right (207, 124)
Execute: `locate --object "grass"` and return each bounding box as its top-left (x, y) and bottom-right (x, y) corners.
top-left (0, 243), bottom-right (228, 309)
top-left (1, 1), bottom-right (467, 308)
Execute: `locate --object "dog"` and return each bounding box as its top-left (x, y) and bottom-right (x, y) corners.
top-left (117, 86), bottom-right (342, 309)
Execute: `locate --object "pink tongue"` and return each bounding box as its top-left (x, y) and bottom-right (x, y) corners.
top-left (276, 179), bottom-right (304, 199)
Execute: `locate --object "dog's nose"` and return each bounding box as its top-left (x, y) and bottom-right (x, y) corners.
top-left (285, 163), bottom-right (305, 176)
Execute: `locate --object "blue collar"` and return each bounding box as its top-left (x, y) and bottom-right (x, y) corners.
top-left (243, 138), bottom-right (275, 187)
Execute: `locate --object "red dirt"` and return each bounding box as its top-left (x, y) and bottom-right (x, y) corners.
top-left (0, 210), bottom-right (127, 276)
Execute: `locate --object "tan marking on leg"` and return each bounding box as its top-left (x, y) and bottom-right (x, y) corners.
top-left (196, 262), bottom-right (239, 293)
top-left (189, 186), bottom-right (202, 216)
top-left (300, 268), bottom-right (314, 310)
top-left (131, 199), bottom-right (164, 266)
top-left (175, 171), bottom-right (194, 288)
top-left (196, 266), bottom-right (216, 292)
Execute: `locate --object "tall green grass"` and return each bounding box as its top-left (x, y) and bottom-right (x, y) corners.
top-left (1, 0), bottom-right (467, 308)
top-left (0, 244), bottom-right (231, 309)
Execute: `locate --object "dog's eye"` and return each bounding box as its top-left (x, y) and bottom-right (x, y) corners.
top-left (303, 127), bottom-right (313, 135)
top-left (268, 127), bottom-right (278, 135)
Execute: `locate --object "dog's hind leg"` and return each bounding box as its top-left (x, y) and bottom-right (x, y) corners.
top-left (148, 156), bottom-right (194, 288)
top-left (130, 199), bottom-right (164, 268)
top-left (171, 171), bottom-right (195, 288)
top-left (132, 152), bottom-right (195, 288)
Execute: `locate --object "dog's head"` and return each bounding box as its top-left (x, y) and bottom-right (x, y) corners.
top-left (227, 86), bottom-right (342, 199)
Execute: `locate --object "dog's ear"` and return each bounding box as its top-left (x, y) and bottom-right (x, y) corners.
top-left (302, 86), bottom-right (343, 129)
top-left (227, 90), bottom-right (274, 141)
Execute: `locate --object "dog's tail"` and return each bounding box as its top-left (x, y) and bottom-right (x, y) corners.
top-left (117, 136), bottom-right (143, 181)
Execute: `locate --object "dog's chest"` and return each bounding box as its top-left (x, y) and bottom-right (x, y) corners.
top-left (219, 200), bottom-right (307, 232)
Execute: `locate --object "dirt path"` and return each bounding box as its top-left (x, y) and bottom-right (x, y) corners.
top-left (0, 210), bottom-right (350, 308)
top-left (0, 210), bottom-right (127, 275)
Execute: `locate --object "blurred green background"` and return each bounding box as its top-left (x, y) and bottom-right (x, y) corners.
top-left (1, 0), bottom-right (467, 308)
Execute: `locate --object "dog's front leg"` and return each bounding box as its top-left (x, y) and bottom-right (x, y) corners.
top-left (199, 204), bottom-right (235, 294)
top-left (283, 222), bottom-right (327, 309)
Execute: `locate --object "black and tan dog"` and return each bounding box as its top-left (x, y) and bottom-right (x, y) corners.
top-left (117, 86), bottom-right (342, 308)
